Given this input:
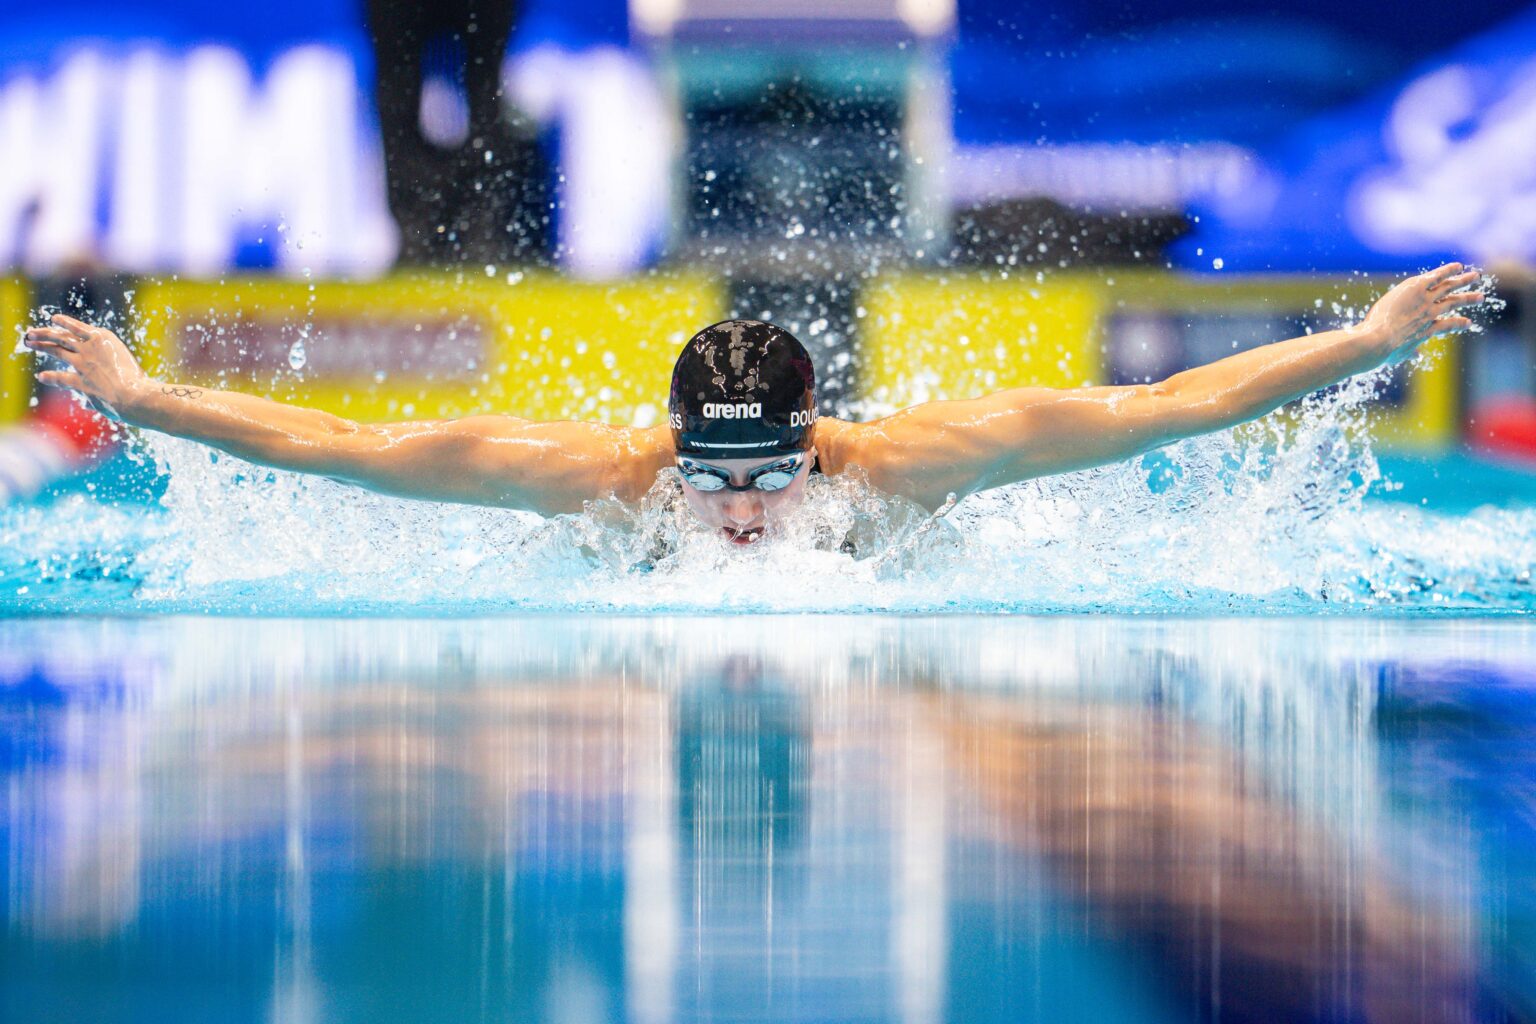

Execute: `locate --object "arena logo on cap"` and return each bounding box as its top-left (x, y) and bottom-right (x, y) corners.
top-left (701, 402), bottom-right (762, 419)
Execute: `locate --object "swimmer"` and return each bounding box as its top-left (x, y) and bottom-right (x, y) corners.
top-left (23, 262), bottom-right (1483, 546)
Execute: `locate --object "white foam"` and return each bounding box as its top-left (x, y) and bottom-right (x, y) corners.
top-left (63, 356), bottom-right (1525, 614)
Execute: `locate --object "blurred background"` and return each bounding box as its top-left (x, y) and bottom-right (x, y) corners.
top-left (3, 0), bottom-right (1536, 496)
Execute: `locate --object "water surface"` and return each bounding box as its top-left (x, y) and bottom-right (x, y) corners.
top-left (5, 361), bottom-right (1536, 616)
top-left (2, 616), bottom-right (1532, 1022)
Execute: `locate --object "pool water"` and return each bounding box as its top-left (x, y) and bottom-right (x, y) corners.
top-left (2, 615), bottom-right (1534, 1023)
top-left (4, 416), bottom-right (1536, 616)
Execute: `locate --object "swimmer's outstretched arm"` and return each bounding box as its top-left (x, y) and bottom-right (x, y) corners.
top-left (825, 262), bottom-right (1484, 509)
top-left (22, 315), bottom-right (671, 515)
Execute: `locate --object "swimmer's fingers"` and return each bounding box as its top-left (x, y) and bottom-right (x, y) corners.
top-left (1431, 270), bottom-right (1481, 297)
top-left (36, 369), bottom-right (85, 391)
top-left (25, 339), bottom-right (81, 365)
top-left (1437, 289), bottom-right (1485, 310)
top-left (1421, 262), bottom-right (1465, 289)
top-left (49, 313), bottom-right (99, 340)
top-left (24, 327), bottom-right (79, 351)
top-left (1434, 314), bottom-right (1473, 334)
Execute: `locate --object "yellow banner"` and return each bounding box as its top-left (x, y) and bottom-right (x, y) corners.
top-left (858, 272), bottom-right (1104, 411)
top-left (132, 272), bottom-right (725, 425)
top-left (2, 268), bottom-right (1458, 452)
top-left (0, 278), bottom-right (29, 425)
top-left (856, 271), bottom-right (1454, 449)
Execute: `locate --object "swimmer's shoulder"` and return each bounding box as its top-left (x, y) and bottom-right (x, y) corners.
top-left (815, 416), bottom-right (919, 502)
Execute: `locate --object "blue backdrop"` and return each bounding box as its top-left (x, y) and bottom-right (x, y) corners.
top-left (1178, 4), bottom-right (1536, 271)
top-left (2, 0), bottom-right (1530, 273)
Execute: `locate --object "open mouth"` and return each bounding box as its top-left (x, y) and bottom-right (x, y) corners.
top-left (722, 525), bottom-right (765, 545)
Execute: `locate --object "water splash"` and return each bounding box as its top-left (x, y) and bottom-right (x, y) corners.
top-left (3, 356), bottom-right (1534, 615)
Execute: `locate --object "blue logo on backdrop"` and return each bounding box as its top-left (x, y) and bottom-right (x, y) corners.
top-left (1180, 6), bottom-right (1536, 271)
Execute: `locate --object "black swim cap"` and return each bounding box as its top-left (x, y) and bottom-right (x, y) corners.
top-left (669, 319), bottom-right (817, 460)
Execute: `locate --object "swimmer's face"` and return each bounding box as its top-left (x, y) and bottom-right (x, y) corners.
top-left (678, 450), bottom-right (815, 546)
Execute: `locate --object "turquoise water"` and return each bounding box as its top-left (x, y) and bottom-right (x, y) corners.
top-left (4, 424), bottom-right (1535, 615)
top-left (2, 615), bottom-right (1534, 1023)
top-left (4, 360), bottom-right (1535, 615)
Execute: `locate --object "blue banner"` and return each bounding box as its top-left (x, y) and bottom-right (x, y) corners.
top-left (0, 0), bottom-right (658, 278)
top-left (1179, 5), bottom-right (1536, 272)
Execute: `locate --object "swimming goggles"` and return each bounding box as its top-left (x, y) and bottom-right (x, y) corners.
top-left (676, 453), bottom-right (807, 493)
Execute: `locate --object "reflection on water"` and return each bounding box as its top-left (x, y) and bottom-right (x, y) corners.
top-left (1, 617), bottom-right (1533, 1022)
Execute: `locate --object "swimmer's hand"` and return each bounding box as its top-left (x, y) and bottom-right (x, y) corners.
top-left (1358, 262), bottom-right (1485, 365)
top-left (23, 314), bottom-right (151, 419)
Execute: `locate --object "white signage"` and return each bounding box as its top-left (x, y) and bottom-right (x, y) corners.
top-left (1349, 58), bottom-right (1536, 263)
top-left (0, 45), bottom-right (397, 277)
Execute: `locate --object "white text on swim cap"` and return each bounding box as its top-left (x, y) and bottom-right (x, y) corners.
top-left (701, 402), bottom-right (762, 419)
top-left (789, 410), bottom-right (816, 429)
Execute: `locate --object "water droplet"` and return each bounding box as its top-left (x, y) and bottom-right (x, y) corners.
top-left (288, 340), bottom-right (307, 371)
top-left (1212, 257), bottom-right (1224, 270)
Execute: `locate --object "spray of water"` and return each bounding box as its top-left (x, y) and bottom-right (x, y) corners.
top-left (4, 330), bottom-right (1532, 614)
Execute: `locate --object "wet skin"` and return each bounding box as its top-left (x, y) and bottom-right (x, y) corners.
top-left (23, 263), bottom-right (1487, 520)
top-left (677, 451), bottom-right (816, 545)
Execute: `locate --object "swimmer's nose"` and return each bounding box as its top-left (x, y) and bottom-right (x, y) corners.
top-left (723, 492), bottom-right (761, 525)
